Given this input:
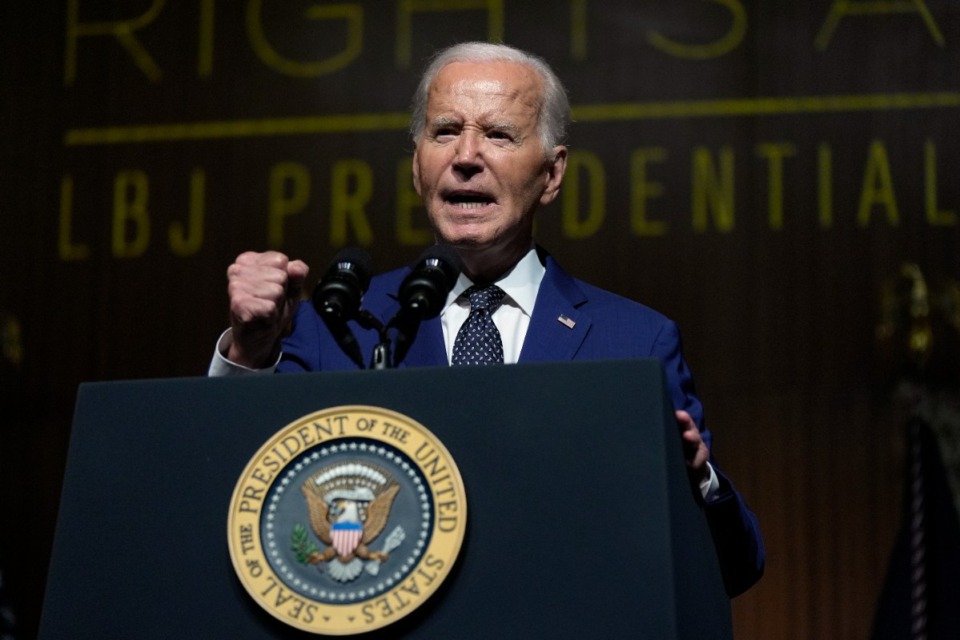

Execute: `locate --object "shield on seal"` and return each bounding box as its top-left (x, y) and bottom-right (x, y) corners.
top-left (331, 521), bottom-right (363, 557)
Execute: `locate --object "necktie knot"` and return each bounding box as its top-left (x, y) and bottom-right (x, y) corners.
top-left (465, 284), bottom-right (506, 313)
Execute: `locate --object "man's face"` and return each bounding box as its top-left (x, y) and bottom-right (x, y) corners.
top-left (412, 60), bottom-right (567, 275)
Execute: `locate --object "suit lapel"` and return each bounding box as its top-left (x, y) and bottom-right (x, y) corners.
top-left (518, 257), bottom-right (590, 363)
top-left (396, 316), bottom-right (448, 368)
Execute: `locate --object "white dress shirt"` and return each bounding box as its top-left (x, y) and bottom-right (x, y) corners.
top-left (440, 246), bottom-right (544, 365)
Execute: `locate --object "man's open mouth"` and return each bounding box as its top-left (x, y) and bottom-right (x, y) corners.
top-left (446, 193), bottom-right (495, 209)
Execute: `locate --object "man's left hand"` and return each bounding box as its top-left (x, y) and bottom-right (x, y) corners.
top-left (677, 410), bottom-right (709, 482)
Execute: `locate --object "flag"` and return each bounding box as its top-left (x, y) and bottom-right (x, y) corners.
top-left (871, 415), bottom-right (960, 639)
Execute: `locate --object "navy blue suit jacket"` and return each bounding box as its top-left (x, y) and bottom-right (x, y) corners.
top-left (278, 252), bottom-right (764, 595)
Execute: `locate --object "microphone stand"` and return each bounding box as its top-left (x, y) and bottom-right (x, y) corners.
top-left (358, 309), bottom-right (423, 370)
top-left (356, 311), bottom-right (392, 369)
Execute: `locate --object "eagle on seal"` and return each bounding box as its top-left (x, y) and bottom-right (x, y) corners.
top-left (300, 462), bottom-right (401, 581)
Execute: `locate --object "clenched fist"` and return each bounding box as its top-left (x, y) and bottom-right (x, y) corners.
top-left (223, 251), bottom-right (310, 369)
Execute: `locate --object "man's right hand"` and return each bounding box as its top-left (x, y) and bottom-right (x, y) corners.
top-left (223, 251), bottom-right (310, 369)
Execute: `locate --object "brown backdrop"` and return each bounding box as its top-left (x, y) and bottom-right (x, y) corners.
top-left (2, 1), bottom-right (959, 637)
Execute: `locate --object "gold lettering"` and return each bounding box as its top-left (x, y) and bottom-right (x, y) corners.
top-left (857, 140), bottom-right (899, 227)
top-left (816, 0), bottom-right (944, 50)
top-left (755, 142), bottom-right (796, 231)
top-left (247, 0), bottom-right (363, 77)
top-left (58, 175), bottom-right (90, 261)
top-left (818, 143), bottom-right (833, 229)
top-left (330, 160), bottom-right (374, 247)
top-left (924, 139), bottom-right (956, 226)
top-left (562, 150), bottom-right (605, 239)
top-left (198, 0), bottom-right (216, 77)
top-left (65, 0), bottom-right (164, 85)
top-left (112, 170), bottom-right (150, 258)
top-left (396, 0), bottom-right (504, 68)
top-left (692, 146), bottom-right (735, 233)
top-left (630, 147), bottom-right (668, 237)
top-left (570, 0), bottom-right (588, 60)
top-left (169, 168), bottom-right (205, 256)
top-left (268, 162), bottom-right (311, 248)
top-left (396, 159), bottom-right (432, 245)
top-left (648, 0), bottom-right (747, 59)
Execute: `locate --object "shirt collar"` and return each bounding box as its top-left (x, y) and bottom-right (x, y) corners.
top-left (444, 246), bottom-right (545, 317)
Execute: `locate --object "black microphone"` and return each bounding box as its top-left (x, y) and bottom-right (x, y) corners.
top-left (312, 248), bottom-right (373, 321)
top-left (312, 248), bottom-right (373, 369)
top-left (397, 245), bottom-right (463, 320)
top-left (388, 245), bottom-right (463, 368)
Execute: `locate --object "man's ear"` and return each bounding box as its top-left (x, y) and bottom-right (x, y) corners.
top-left (540, 145), bottom-right (568, 206)
top-left (411, 145), bottom-right (423, 197)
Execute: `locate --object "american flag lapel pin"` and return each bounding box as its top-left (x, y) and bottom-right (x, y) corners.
top-left (557, 314), bottom-right (576, 329)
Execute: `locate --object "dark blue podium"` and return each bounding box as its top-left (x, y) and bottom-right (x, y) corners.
top-left (40, 360), bottom-right (731, 638)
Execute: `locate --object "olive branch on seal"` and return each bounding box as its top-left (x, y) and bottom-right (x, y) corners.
top-left (291, 523), bottom-right (319, 564)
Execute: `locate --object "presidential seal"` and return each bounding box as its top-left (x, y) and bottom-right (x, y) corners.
top-left (227, 406), bottom-right (467, 635)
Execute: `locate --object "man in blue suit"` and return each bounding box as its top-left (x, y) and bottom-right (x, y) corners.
top-left (210, 42), bottom-right (763, 596)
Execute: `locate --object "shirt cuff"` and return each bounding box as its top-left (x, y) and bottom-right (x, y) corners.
top-left (207, 328), bottom-right (279, 376)
top-left (699, 462), bottom-right (721, 502)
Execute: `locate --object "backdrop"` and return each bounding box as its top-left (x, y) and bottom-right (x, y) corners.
top-left (2, 1), bottom-right (959, 637)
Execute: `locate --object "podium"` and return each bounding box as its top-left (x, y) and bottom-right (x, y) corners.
top-left (40, 360), bottom-right (732, 638)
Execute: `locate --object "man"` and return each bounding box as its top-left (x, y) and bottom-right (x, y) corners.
top-left (210, 42), bottom-right (764, 596)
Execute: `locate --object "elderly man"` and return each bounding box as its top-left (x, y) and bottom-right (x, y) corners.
top-left (210, 42), bottom-right (763, 596)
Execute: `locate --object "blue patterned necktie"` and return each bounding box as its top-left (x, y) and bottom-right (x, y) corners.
top-left (452, 284), bottom-right (506, 366)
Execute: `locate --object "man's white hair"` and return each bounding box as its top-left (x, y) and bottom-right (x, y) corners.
top-left (409, 42), bottom-right (570, 157)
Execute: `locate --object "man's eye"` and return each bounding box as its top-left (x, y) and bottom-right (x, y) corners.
top-left (434, 128), bottom-right (458, 139)
top-left (488, 130), bottom-right (512, 141)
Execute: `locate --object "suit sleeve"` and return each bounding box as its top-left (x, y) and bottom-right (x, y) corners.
top-left (650, 319), bottom-right (765, 597)
top-left (277, 304), bottom-right (323, 373)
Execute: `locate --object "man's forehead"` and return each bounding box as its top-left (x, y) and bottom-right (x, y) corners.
top-left (435, 60), bottom-right (540, 90)
top-left (426, 60), bottom-right (543, 117)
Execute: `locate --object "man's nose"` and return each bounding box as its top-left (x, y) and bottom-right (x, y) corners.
top-left (453, 131), bottom-right (483, 176)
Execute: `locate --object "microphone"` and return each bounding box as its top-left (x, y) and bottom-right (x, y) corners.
top-left (397, 245), bottom-right (463, 320)
top-left (311, 248), bottom-right (373, 321)
top-left (312, 248), bottom-right (373, 369)
top-left (388, 245), bottom-right (462, 368)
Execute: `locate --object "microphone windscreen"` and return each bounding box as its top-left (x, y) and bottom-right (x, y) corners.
top-left (330, 247), bottom-right (373, 291)
top-left (398, 244), bottom-right (464, 319)
top-left (417, 244), bottom-right (463, 282)
top-left (312, 247), bottom-right (374, 320)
